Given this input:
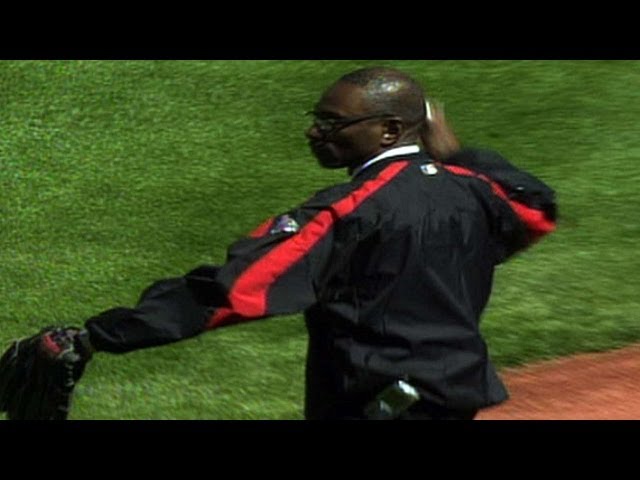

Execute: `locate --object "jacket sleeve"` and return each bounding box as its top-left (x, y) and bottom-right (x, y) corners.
top-left (441, 148), bottom-right (557, 262)
top-left (83, 194), bottom-right (342, 353)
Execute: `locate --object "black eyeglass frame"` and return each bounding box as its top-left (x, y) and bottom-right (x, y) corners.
top-left (306, 111), bottom-right (397, 137)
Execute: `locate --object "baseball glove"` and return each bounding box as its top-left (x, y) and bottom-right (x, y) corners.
top-left (0, 327), bottom-right (93, 420)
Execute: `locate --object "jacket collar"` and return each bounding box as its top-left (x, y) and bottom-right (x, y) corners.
top-left (351, 145), bottom-right (421, 179)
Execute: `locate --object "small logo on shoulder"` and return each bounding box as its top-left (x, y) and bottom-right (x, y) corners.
top-left (269, 214), bottom-right (300, 235)
top-left (420, 164), bottom-right (439, 176)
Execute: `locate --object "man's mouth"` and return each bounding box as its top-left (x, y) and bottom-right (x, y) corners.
top-left (309, 141), bottom-right (333, 159)
top-left (309, 141), bottom-right (332, 159)
top-left (309, 142), bottom-right (345, 169)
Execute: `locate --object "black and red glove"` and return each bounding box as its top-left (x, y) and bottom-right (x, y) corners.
top-left (0, 327), bottom-right (93, 420)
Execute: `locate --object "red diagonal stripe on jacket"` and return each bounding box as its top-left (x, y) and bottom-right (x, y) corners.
top-left (208, 161), bottom-right (411, 329)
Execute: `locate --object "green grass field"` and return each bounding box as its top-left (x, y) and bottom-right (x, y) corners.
top-left (1, 60), bottom-right (639, 419)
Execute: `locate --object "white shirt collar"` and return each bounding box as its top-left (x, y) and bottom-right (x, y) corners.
top-left (352, 144), bottom-right (421, 178)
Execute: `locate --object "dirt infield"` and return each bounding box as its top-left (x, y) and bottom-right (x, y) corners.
top-left (476, 343), bottom-right (640, 420)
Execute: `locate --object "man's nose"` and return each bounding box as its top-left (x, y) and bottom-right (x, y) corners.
top-left (306, 124), bottom-right (323, 141)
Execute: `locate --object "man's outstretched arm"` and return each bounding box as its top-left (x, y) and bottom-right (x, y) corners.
top-left (81, 186), bottom-right (355, 353)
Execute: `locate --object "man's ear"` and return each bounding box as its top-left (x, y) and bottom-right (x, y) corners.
top-left (381, 119), bottom-right (403, 147)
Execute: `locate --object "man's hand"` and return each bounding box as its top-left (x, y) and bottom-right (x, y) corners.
top-left (420, 101), bottom-right (461, 161)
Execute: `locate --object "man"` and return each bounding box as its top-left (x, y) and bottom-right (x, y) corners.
top-left (1, 67), bottom-right (556, 420)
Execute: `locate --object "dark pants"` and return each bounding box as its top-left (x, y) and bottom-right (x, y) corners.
top-left (308, 399), bottom-right (478, 420)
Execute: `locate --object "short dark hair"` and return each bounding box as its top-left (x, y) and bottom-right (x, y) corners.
top-left (338, 67), bottom-right (426, 125)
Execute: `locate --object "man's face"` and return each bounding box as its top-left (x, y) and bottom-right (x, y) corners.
top-left (306, 82), bottom-right (389, 170)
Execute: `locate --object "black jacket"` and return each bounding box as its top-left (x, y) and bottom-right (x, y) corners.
top-left (85, 148), bottom-right (556, 418)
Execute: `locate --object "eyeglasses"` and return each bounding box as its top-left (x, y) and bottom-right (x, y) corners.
top-left (306, 111), bottom-right (395, 137)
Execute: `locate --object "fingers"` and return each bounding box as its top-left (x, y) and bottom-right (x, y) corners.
top-left (425, 100), bottom-right (433, 122)
top-left (425, 99), bottom-right (446, 125)
top-left (421, 98), bottom-right (460, 161)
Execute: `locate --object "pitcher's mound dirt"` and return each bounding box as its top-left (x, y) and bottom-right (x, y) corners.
top-left (476, 343), bottom-right (640, 420)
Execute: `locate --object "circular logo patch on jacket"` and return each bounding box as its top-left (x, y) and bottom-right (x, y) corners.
top-left (269, 214), bottom-right (300, 234)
